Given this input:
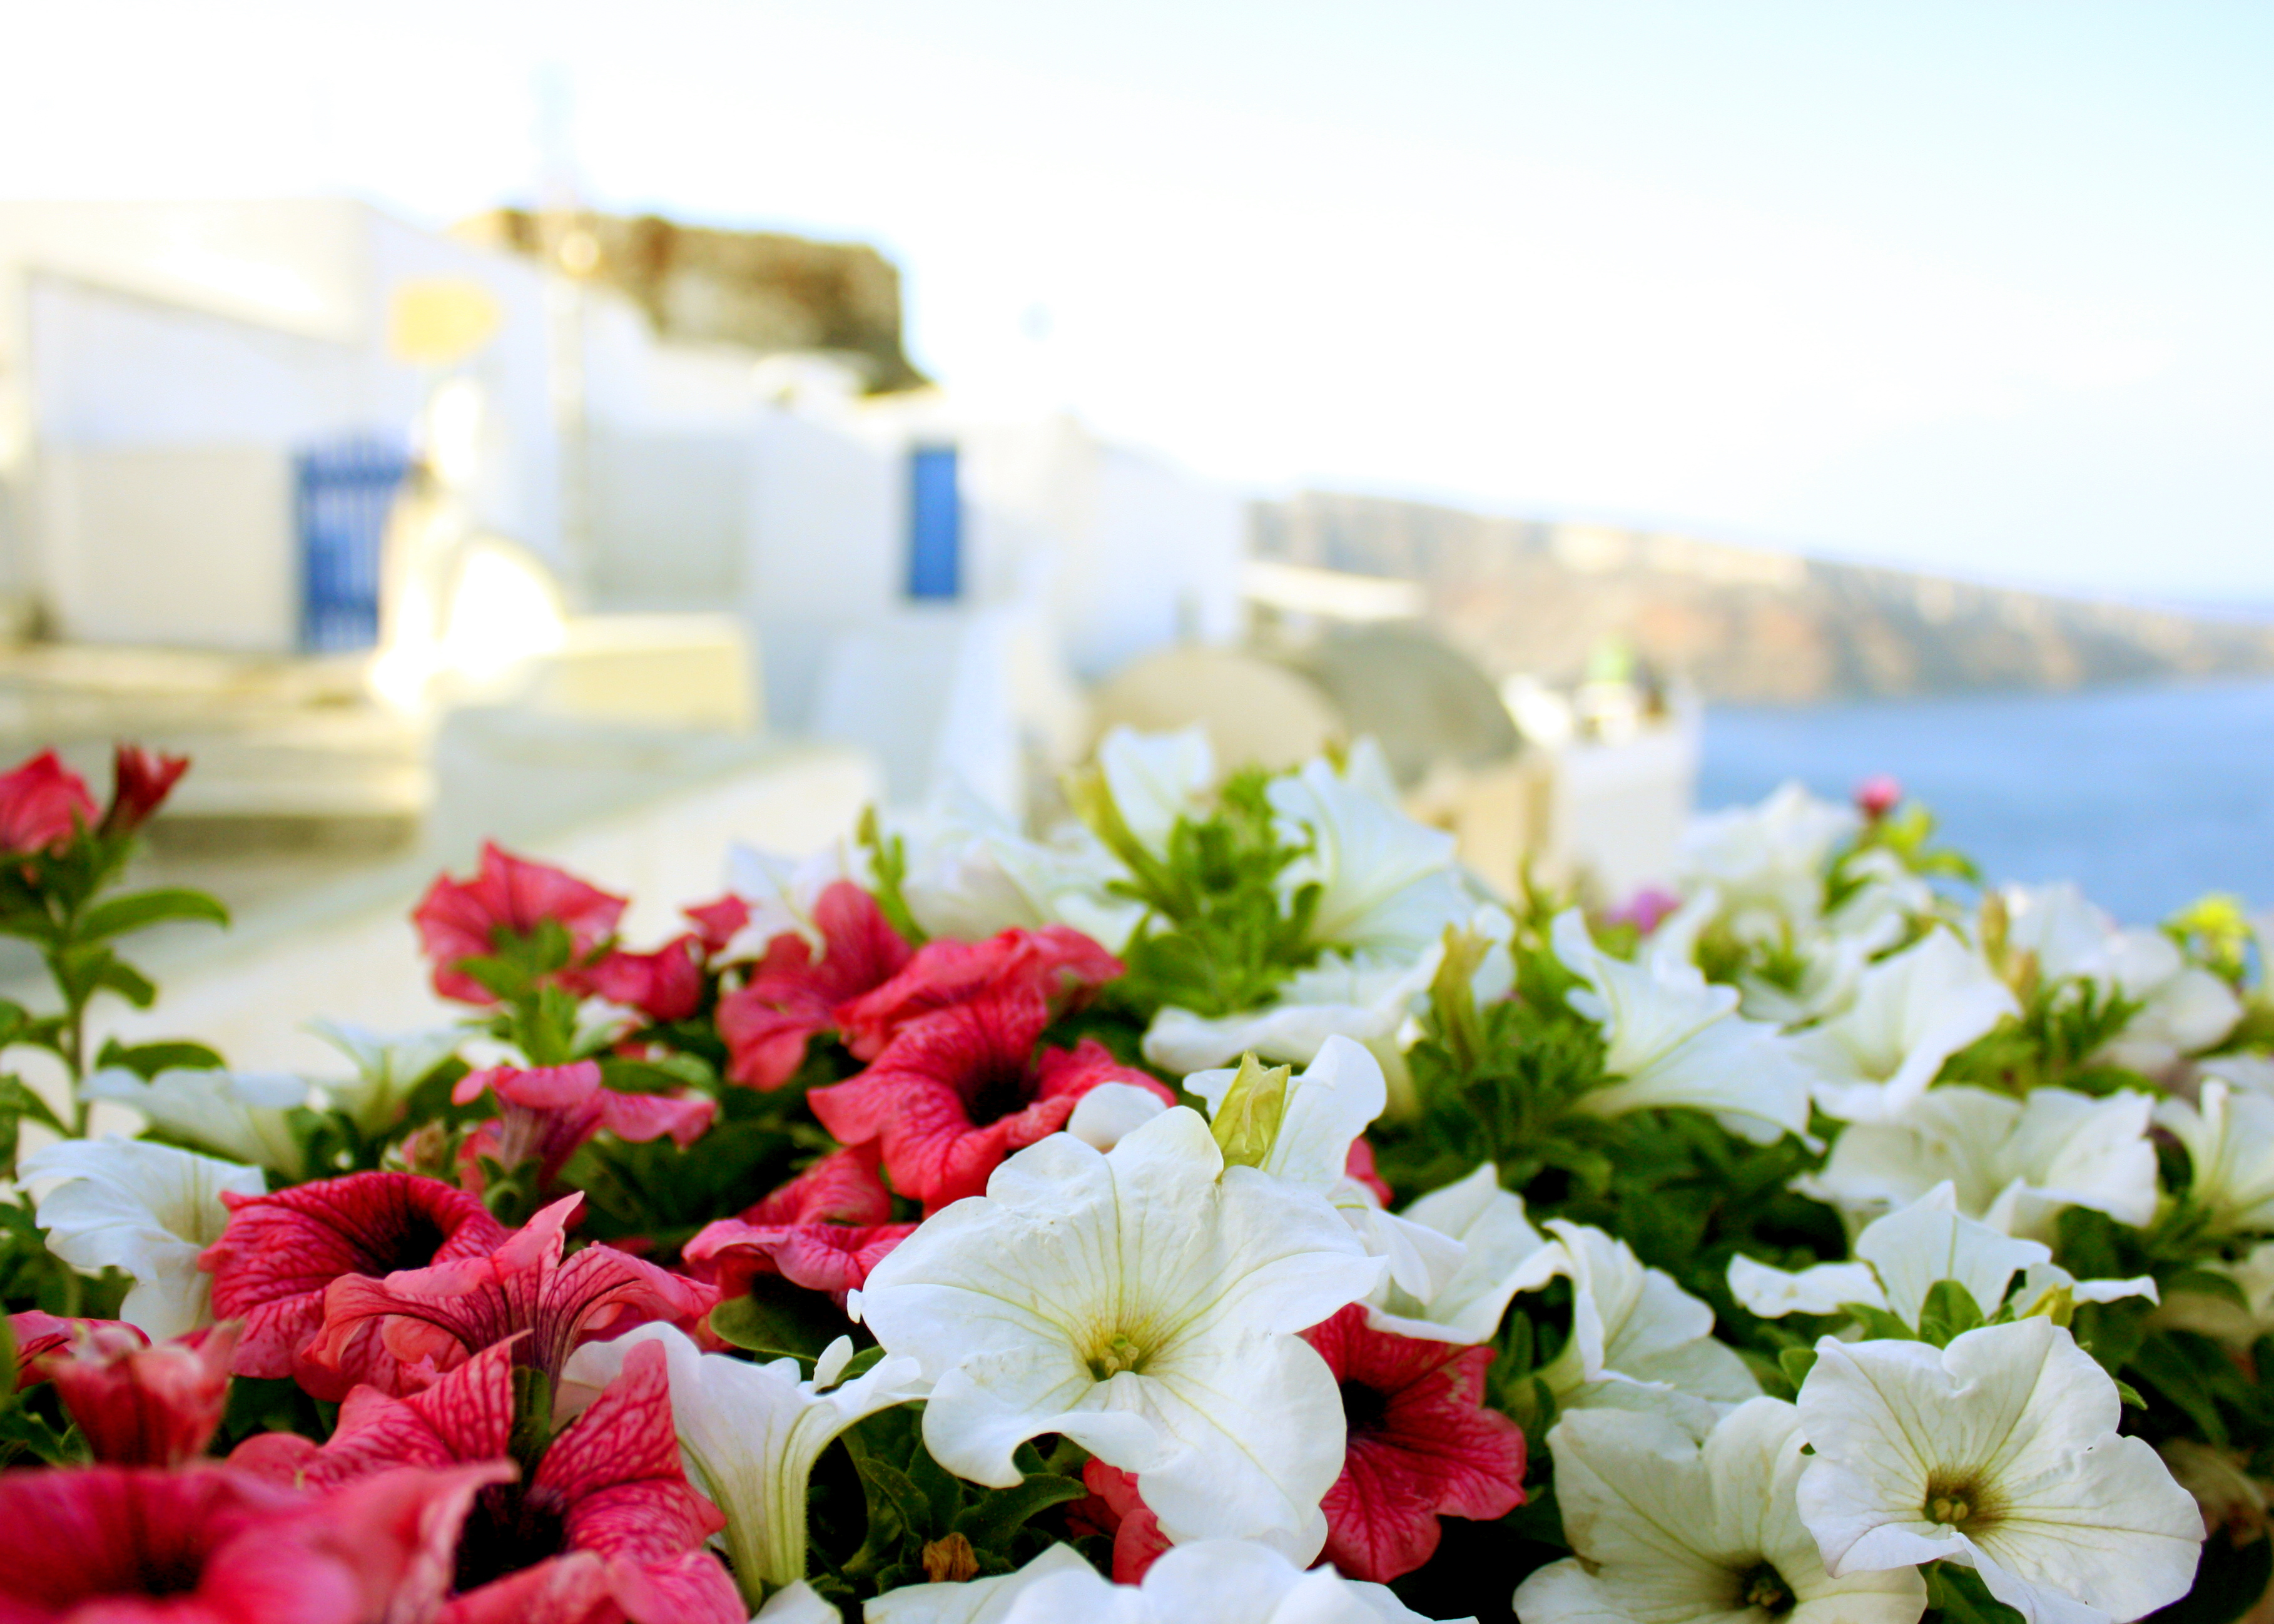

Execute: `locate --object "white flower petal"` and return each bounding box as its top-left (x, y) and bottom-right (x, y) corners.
top-left (866, 1543), bottom-right (1100, 1624)
top-left (1515, 1398), bottom-right (1926, 1624)
top-left (1851, 1184), bottom-right (2049, 1327)
top-left (566, 1322), bottom-right (925, 1601)
top-left (1066, 1083), bottom-right (1170, 1152)
top-left (753, 1581), bottom-right (841, 1624)
top-left (1267, 748), bottom-right (1466, 958)
top-left (20, 1136), bottom-right (266, 1341)
top-left (1099, 725), bottom-right (1214, 858)
top-left (1797, 929), bottom-right (2018, 1123)
top-left (80, 1067), bottom-right (310, 1177)
top-left (1727, 1256), bottom-right (1887, 1319)
top-left (2158, 1081), bottom-right (2274, 1233)
top-left (1366, 1164), bottom-right (1556, 1344)
top-left (856, 1106), bottom-right (1377, 1548)
top-left (1795, 1318), bottom-right (2201, 1624)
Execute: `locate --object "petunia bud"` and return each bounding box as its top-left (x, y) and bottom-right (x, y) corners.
top-left (0, 749), bottom-right (98, 855)
top-left (101, 744), bottom-right (190, 836)
top-left (1854, 773), bottom-right (1902, 821)
top-left (1210, 1052), bottom-right (1291, 1171)
top-left (43, 1321), bottom-right (238, 1466)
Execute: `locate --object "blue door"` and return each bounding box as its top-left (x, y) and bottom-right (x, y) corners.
top-left (906, 444), bottom-right (962, 601)
top-left (296, 439), bottom-right (410, 652)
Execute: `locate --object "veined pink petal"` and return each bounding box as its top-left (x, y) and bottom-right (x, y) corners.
top-left (202, 1173), bottom-right (510, 1401)
top-left (43, 1322), bottom-right (238, 1467)
top-left (1301, 1304), bottom-right (1526, 1581)
top-left (716, 882), bottom-right (912, 1089)
top-left (8, 1311), bottom-right (146, 1391)
top-left (415, 843), bottom-right (626, 1005)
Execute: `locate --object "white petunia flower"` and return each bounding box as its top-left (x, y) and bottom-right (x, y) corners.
top-left (1185, 1036), bottom-right (1464, 1303)
top-left (1064, 1082), bottom-right (1171, 1152)
top-left (1735, 918), bottom-right (1890, 1028)
top-left (1553, 909), bottom-right (1813, 1145)
top-left (1732, 1185), bottom-right (2155, 1329)
top-left (566, 1323), bottom-right (925, 1606)
top-left (753, 1581), bottom-right (842, 1624)
top-left (1364, 1163), bottom-right (1561, 1345)
top-left (1097, 724), bottom-right (1213, 858)
top-left (1793, 929), bottom-right (2018, 1122)
top-left (850, 1105), bottom-right (1382, 1556)
top-left (79, 1067), bottom-right (311, 1178)
top-left (1795, 1316), bottom-right (2203, 1624)
top-left (1140, 951), bottom-right (1435, 1077)
top-left (1677, 782), bottom-right (1858, 943)
top-left (1796, 1085), bottom-right (2158, 1241)
top-left (1513, 1399), bottom-right (1926, 1624)
top-left (2156, 1080), bottom-right (2274, 1234)
top-left (1998, 883), bottom-right (2241, 1076)
top-left (728, 842), bottom-right (851, 951)
top-left (1267, 741), bottom-right (1469, 960)
top-left (1532, 1220), bottom-right (1759, 1431)
top-left (871, 786), bottom-right (1143, 951)
top-left (2153, 1240), bottom-right (2274, 1346)
top-left (868, 1538), bottom-right (1459, 1624)
top-left (19, 1136), bottom-right (266, 1339)
top-left (306, 1019), bottom-right (463, 1136)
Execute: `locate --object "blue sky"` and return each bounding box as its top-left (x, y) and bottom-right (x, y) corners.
top-left (8, 1), bottom-right (2271, 605)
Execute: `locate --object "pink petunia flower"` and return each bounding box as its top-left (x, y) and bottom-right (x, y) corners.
top-left (452, 1063), bottom-right (716, 1194)
top-left (678, 896), bottom-right (749, 958)
top-left (201, 1172), bottom-right (512, 1401)
top-left (234, 1341), bottom-right (740, 1624)
top-left (808, 991), bottom-right (1175, 1210)
top-left (415, 844), bottom-right (628, 1004)
top-left (1299, 1304), bottom-right (1527, 1581)
top-left (580, 937), bottom-right (706, 1024)
top-left (8, 1311), bottom-right (146, 1391)
top-left (680, 1147), bottom-right (915, 1306)
top-left (1065, 1459), bottom-right (1173, 1583)
top-left (833, 924), bottom-right (1123, 1060)
top-left (714, 881), bottom-right (912, 1089)
top-left (1603, 886), bottom-right (1683, 936)
top-left (41, 1321), bottom-right (238, 1468)
top-left (1855, 773), bottom-right (1904, 821)
top-left (307, 1195), bottom-right (716, 1389)
top-left (0, 749), bottom-right (97, 856)
top-left (0, 1459), bottom-right (503, 1624)
top-left (101, 744), bottom-right (191, 838)
top-left (1344, 1139), bottom-right (1394, 1206)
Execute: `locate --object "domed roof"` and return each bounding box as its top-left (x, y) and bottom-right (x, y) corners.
top-left (1089, 644), bottom-right (1341, 776)
top-left (1282, 624), bottom-right (1520, 788)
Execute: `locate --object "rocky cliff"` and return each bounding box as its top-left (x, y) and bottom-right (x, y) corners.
top-left (1253, 492), bottom-right (2274, 703)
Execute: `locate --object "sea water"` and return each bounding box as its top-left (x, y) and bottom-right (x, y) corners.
top-left (1695, 677), bottom-right (2274, 926)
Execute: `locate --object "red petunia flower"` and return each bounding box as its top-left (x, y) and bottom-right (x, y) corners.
top-left (1344, 1138), bottom-right (1394, 1206)
top-left (680, 1147), bottom-right (915, 1304)
top-left (234, 1340), bottom-right (739, 1624)
top-left (808, 991), bottom-right (1175, 1210)
top-left (202, 1172), bottom-right (512, 1401)
top-left (581, 937), bottom-right (706, 1024)
top-left (8, 1311), bottom-right (146, 1391)
top-left (41, 1322), bottom-right (237, 1467)
top-left (679, 896), bottom-right (749, 958)
top-left (714, 881), bottom-right (912, 1089)
top-left (415, 843), bottom-right (628, 1004)
top-left (833, 924), bottom-right (1123, 1060)
top-left (101, 744), bottom-right (191, 837)
top-left (0, 1459), bottom-right (502, 1624)
top-left (0, 749), bottom-right (97, 856)
top-left (1298, 1304), bottom-right (1527, 1581)
top-left (307, 1194), bottom-right (716, 1389)
top-left (453, 1062), bottom-right (715, 1193)
top-left (1065, 1459), bottom-right (1172, 1583)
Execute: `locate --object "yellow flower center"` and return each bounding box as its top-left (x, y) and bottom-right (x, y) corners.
top-left (1087, 1332), bottom-right (1151, 1381)
top-left (1922, 1471), bottom-right (1999, 1533)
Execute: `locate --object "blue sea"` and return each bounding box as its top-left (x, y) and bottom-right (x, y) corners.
top-left (1695, 678), bottom-right (2274, 927)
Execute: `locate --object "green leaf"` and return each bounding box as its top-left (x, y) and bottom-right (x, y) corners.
top-left (1778, 1345), bottom-right (1820, 1391)
top-left (1926, 1559), bottom-right (2027, 1624)
top-left (1919, 1279), bottom-right (1986, 1346)
top-left (706, 1282), bottom-right (849, 1361)
top-left (2165, 1269), bottom-right (2253, 1313)
top-left (855, 1453), bottom-right (938, 1544)
top-left (75, 888), bottom-right (228, 942)
top-left (0, 1074), bottom-right (64, 1135)
top-left (93, 957), bottom-right (157, 1009)
top-left (951, 1473), bottom-right (1088, 1551)
top-left (93, 1038), bottom-right (226, 1080)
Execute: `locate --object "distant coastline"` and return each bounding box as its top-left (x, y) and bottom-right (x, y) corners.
top-left (1252, 492), bottom-right (2274, 705)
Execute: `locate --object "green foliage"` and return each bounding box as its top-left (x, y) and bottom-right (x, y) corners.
top-left (812, 1408), bottom-right (1086, 1603)
top-left (1079, 767), bottom-right (1324, 1019)
top-left (1938, 975), bottom-right (2145, 1096)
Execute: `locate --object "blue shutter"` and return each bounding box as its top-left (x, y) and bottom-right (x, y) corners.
top-left (297, 439), bottom-right (410, 652)
top-left (906, 444), bottom-right (962, 601)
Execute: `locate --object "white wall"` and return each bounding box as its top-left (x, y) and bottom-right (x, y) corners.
top-left (744, 409), bottom-right (901, 728)
top-left (39, 444), bottom-right (297, 649)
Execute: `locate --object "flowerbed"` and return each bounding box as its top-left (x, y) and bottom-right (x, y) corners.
top-left (0, 732), bottom-right (2267, 1623)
